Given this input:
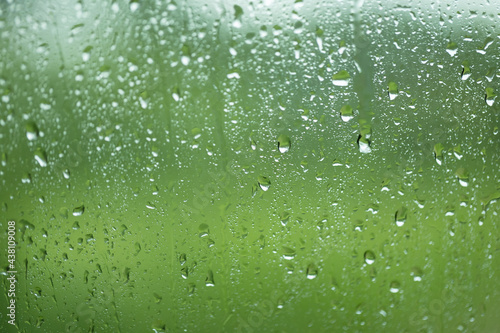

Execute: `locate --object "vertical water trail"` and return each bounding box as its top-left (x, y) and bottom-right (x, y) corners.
top-left (352, 0), bottom-right (374, 153)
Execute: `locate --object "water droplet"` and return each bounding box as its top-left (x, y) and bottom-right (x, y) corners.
top-left (280, 211), bottom-right (290, 226)
top-left (34, 148), bottom-right (47, 167)
top-left (388, 81), bottom-right (399, 100)
top-left (364, 250), bottom-right (375, 265)
top-left (233, 5), bottom-right (243, 28)
top-left (411, 267), bottom-right (423, 282)
top-left (82, 46), bottom-right (92, 62)
top-left (485, 87), bottom-right (496, 106)
top-left (129, 0), bottom-right (139, 12)
top-left (151, 320), bottom-right (166, 333)
top-left (258, 176), bottom-right (271, 191)
top-left (250, 138), bottom-right (257, 150)
top-left (389, 281), bottom-right (400, 293)
top-left (198, 223), bottom-right (209, 237)
top-left (456, 168), bottom-right (469, 187)
top-left (26, 121), bottom-right (40, 140)
top-left (21, 172), bottom-right (32, 184)
top-left (357, 134), bottom-right (371, 154)
top-left (179, 253), bottom-right (187, 265)
top-left (446, 42), bottom-right (458, 57)
top-left (277, 135), bottom-right (291, 153)
top-left (306, 263), bottom-right (318, 279)
top-left (338, 40), bottom-right (347, 54)
top-left (395, 207), bottom-right (407, 227)
top-left (181, 267), bottom-right (188, 279)
top-left (72, 205), bottom-right (85, 216)
top-left (340, 105), bottom-right (353, 122)
top-left (153, 293), bottom-right (162, 304)
top-left (434, 143), bottom-right (444, 165)
top-left (205, 270), bottom-right (215, 287)
top-left (461, 61), bottom-right (471, 80)
top-left (188, 283), bottom-right (196, 295)
top-left (282, 246), bottom-right (296, 260)
top-left (453, 146), bottom-right (463, 160)
top-left (332, 70), bottom-right (350, 86)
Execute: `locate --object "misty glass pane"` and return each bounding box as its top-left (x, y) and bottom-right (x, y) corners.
top-left (0, 0), bottom-right (499, 332)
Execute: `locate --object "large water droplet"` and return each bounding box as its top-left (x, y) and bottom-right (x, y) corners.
top-left (258, 176), bottom-right (271, 191)
top-left (34, 148), bottom-right (48, 167)
top-left (332, 70), bottom-right (350, 86)
top-left (340, 105), bottom-right (353, 122)
top-left (357, 134), bottom-right (371, 153)
top-left (277, 135), bottom-right (291, 153)
top-left (198, 223), bottom-right (209, 237)
top-left (72, 205), bottom-right (85, 216)
top-left (485, 87), bottom-right (496, 106)
top-left (364, 250), bottom-right (375, 265)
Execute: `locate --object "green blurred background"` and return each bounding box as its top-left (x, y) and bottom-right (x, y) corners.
top-left (1, 0), bottom-right (499, 332)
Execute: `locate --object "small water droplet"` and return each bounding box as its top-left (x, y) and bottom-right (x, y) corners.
top-left (188, 283), bottom-right (196, 295)
top-left (181, 267), bottom-right (188, 279)
top-left (129, 0), bottom-right (139, 12)
top-left (250, 139), bottom-right (257, 150)
top-left (446, 42), bottom-right (458, 56)
top-left (388, 81), bottom-right (399, 100)
top-left (34, 148), bottom-right (47, 167)
top-left (332, 70), bottom-right (350, 86)
top-left (364, 250), bottom-right (375, 265)
top-left (26, 121), bottom-right (40, 140)
top-left (277, 135), bottom-right (291, 153)
top-left (153, 293), bottom-right (162, 303)
top-left (453, 146), bottom-right (463, 160)
top-left (306, 263), bottom-right (318, 279)
top-left (22, 172), bottom-right (32, 184)
top-left (395, 207), bottom-right (407, 227)
top-left (434, 143), bottom-right (444, 165)
top-left (389, 281), bottom-right (400, 293)
top-left (82, 46), bottom-right (92, 62)
top-left (280, 211), bottom-right (290, 226)
top-left (456, 168), bottom-right (469, 187)
top-left (179, 253), bottom-right (187, 265)
top-left (461, 62), bottom-right (471, 80)
top-left (485, 87), bottom-right (496, 106)
top-left (205, 270), bottom-right (215, 287)
top-left (258, 176), bottom-right (271, 191)
top-left (411, 267), bottom-right (423, 282)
